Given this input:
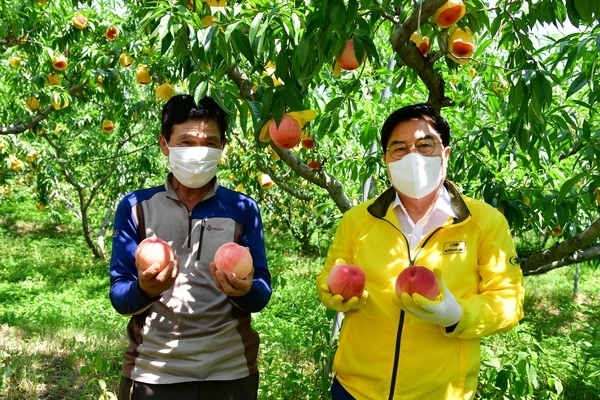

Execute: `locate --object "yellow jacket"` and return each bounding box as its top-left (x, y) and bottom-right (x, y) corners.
top-left (317, 183), bottom-right (524, 400)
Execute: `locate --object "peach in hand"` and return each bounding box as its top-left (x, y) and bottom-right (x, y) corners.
top-left (135, 237), bottom-right (174, 271)
top-left (395, 265), bottom-right (440, 300)
top-left (326, 264), bottom-right (366, 300)
top-left (214, 242), bottom-right (253, 279)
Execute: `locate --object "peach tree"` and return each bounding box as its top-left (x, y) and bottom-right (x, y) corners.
top-left (1, 0), bottom-right (599, 274)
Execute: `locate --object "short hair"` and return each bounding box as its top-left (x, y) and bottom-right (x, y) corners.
top-left (380, 103), bottom-right (451, 154)
top-left (161, 94), bottom-right (228, 144)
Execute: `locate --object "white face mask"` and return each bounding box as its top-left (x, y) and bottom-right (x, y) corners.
top-left (388, 153), bottom-right (444, 199)
top-left (167, 146), bottom-right (222, 188)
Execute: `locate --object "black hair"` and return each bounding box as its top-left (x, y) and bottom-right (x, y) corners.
top-left (380, 103), bottom-right (451, 154)
top-left (161, 94), bottom-right (228, 144)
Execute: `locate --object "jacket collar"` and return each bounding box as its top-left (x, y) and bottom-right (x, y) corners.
top-left (164, 173), bottom-right (219, 202)
top-left (367, 180), bottom-right (471, 224)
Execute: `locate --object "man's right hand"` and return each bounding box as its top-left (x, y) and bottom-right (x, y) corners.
top-left (138, 257), bottom-right (179, 298)
top-left (318, 283), bottom-right (368, 313)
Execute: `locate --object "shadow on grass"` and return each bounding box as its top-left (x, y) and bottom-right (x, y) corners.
top-left (1, 324), bottom-right (123, 399)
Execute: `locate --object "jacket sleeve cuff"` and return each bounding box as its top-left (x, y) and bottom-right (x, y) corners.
top-left (137, 280), bottom-right (162, 302)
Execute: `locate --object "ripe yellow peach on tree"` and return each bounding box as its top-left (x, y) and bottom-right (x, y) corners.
top-left (72, 13), bottom-right (88, 30)
top-left (259, 174), bottom-right (273, 189)
top-left (51, 54), bottom-right (68, 71)
top-left (51, 93), bottom-right (69, 110)
top-left (26, 96), bottom-right (40, 111)
top-left (307, 159), bottom-right (320, 170)
top-left (155, 82), bottom-right (174, 101)
top-left (47, 73), bottom-right (60, 86)
top-left (203, 0), bottom-right (227, 7)
top-left (119, 51), bottom-right (133, 67)
top-left (136, 64), bottom-right (152, 84)
top-left (433, 0), bottom-right (466, 29)
top-left (9, 56), bottom-right (21, 68)
top-left (8, 155), bottom-right (25, 172)
top-left (102, 119), bottom-right (115, 132)
top-left (26, 150), bottom-right (39, 163)
top-left (448, 27), bottom-right (475, 65)
top-left (301, 134), bottom-right (315, 149)
top-left (410, 31), bottom-right (430, 56)
top-left (105, 26), bottom-right (118, 40)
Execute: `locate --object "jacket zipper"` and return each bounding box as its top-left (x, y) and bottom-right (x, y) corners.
top-left (382, 218), bottom-right (443, 399)
top-left (196, 218), bottom-right (206, 261)
top-left (187, 211), bottom-right (193, 248)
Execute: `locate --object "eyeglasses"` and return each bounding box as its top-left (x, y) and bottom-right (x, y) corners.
top-left (386, 137), bottom-right (438, 160)
top-left (387, 138), bottom-right (438, 160)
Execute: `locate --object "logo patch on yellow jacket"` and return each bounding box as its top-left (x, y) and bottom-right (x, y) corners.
top-left (444, 241), bottom-right (466, 254)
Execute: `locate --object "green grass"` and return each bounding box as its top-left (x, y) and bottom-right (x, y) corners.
top-left (1, 194), bottom-right (600, 399)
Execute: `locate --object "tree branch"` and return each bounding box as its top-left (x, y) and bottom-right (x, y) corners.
top-left (390, 0), bottom-right (454, 112)
top-left (226, 66), bottom-right (353, 212)
top-left (523, 244), bottom-right (600, 276)
top-left (0, 81), bottom-right (88, 135)
top-left (520, 217), bottom-right (600, 274)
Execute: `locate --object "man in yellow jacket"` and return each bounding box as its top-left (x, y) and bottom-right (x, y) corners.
top-left (317, 103), bottom-right (525, 400)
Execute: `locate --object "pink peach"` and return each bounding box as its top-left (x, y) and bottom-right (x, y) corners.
top-left (395, 265), bottom-right (440, 300)
top-left (135, 237), bottom-right (174, 271)
top-left (269, 115), bottom-right (302, 149)
top-left (214, 242), bottom-right (253, 279)
top-left (326, 264), bottom-right (366, 300)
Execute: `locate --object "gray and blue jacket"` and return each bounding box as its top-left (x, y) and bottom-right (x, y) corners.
top-left (109, 175), bottom-right (271, 384)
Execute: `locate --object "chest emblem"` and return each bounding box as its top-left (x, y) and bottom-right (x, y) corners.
top-left (443, 241), bottom-right (466, 254)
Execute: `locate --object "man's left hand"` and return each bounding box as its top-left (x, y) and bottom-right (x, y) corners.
top-left (209, 262), bottom-right (253, 297)
top-left (393, 268), bottom-right (462, 328)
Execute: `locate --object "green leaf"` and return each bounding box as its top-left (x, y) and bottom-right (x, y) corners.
top-left (558, 172), bottom-right (584, 201)
top-left (155, 14), bottom-right (171, 42)
top-left (566, 74), bottom-right (588, 98)
top-left (325, 97), bottom-right (345, 113)
top-left (248, 12), bottom-right (265, 45)
top-left (328, 1), bottom-right (347, 32)
top-left (230, 30), bottom-right (255, 65)
top-left (574, 0), bottom-right (595, 24)
top-left (223, 20), bottom-right (242, 42)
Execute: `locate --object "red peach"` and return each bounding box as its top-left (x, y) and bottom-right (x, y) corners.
top-left (135, 237), bottom-right (174, 271)
top-left (214, 242), bottom-right (253, 279)
top-left (307, 159), bottom-right (320, 170)
top-left (395, 265), bottom-right (440, 300)
top-left (269, 115), bottom-right (302, 149)
top-left (326, 264), bottom-right (366, 300)
top-left (105, 26), bottom-right (119, 40)
top-left (301, 137), bottom-right (315, 149)
top-left (335, 39), bottom-right (364, 71)
top-left (433, 0), bottom-right (466, 29)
